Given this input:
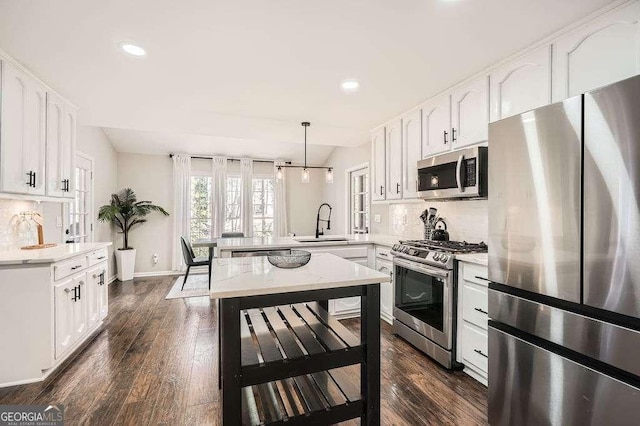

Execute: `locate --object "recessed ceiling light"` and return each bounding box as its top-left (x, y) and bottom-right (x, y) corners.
top-left (120, 43), bottom-right (146, 57)
top-left (341, 79), bottom-right (360, 93)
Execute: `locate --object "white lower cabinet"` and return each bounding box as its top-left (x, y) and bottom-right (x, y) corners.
top-left (457, 261), bottom-right (489, 386)
top-left (52, 255), bottom-right (108, 362)
top-left (54, 277), bottom-right (78, 359)
top-left (376, 257), bottom-right (394, 324)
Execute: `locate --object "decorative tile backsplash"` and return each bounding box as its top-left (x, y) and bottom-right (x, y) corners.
top-left (0, 200), bottom-right (43, 251)
top-left (388, 200), bottom-right (488, 243)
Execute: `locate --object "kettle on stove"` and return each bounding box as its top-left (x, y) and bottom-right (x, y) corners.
top-left (431, 218), bottom-right (450, 241)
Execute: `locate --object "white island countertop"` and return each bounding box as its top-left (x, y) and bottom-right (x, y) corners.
top-left (210, 253), bottom-right (390, 299)
top-left (215, 233), bottom-right (400, 252)
top-left (0, 242), bottom-right (112, 266)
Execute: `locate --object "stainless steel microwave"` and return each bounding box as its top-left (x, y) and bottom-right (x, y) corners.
top-left (417, 146), bottom-right (488, 200)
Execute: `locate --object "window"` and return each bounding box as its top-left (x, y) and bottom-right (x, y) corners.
top-left (66, 154), bottom-right (94, 243)
top-left (349, 167), bottom-right (369, 234)
top-left (225, 176), bottom-right (241, 233)
top-left (253, 177), bottom-right (274, 237)
top-left (189, 175), bottom-right (212, 257)
top-left (188, 168), bottom-right (275, 242)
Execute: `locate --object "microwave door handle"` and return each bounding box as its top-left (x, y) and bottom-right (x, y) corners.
top-left (456, 154), bottom-right (464, 192)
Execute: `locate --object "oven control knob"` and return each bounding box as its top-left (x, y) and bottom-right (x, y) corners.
top-left (440, 255), bottom-right (448, 263)
top-left (433, 253), bottom-right (440, 261)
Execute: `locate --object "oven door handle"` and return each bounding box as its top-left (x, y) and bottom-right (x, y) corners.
top-left (393, 257), bottom-right (451, 278)
top-left (456, 154), bottom-right (464, 192)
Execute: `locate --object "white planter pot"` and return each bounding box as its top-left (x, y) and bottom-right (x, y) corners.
top-left (115, 248), bottom-right (136, 281)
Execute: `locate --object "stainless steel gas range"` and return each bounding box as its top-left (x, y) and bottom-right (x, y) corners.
top-left (391, 240), bottom-right (487, 369)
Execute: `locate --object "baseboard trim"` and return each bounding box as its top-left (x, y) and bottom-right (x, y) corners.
top-left (108, 275), bottom-right (117, 285)
top-left (132, 270), bottom-right (181, 278)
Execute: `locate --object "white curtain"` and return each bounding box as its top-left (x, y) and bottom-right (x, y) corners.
top-left (172, 154), bottom-right (191, 272)
top-left (212, 157), bottom-right (227, 238)
top-left (240, 158), bottom-right (254, 237)
top-left (274, 161), bottom-right (288, 237)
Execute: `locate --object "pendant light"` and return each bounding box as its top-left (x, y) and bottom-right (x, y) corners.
top-left (301, 122), bottom-right (310, 184)
top-left (275, 121), bottom-right (333, 183)
top-left (325, 168), bottom-right (334, 183)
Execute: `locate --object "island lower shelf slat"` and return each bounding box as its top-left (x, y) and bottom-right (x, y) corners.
top-left (242, 369), bottom-right (362, 425)
top-left (240, 302), bottom-right (363, 386)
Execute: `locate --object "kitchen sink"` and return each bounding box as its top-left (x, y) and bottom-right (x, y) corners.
top-left (293, 237), bottom-right (352, 243)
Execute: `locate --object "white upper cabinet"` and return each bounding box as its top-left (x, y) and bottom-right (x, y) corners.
top-left (385, 119), bottom-right (403, 200)
top-left (422, 95), bottom-right (451, 158)
top-left (46, 93), bottom-right (65, 198)
top-left (451, 76), bottom-right (489, 149)
top-left (0, 60), bottom-right (47, 196)
top-left (553, 1), bottom-right (640, 101)
top-left (46, 93), bottom-right (77, 199)
top-left (490, 46), bottom-right (552, 121)
top-left (61, 104), bottom-right (77, 198)
top-left (401, 109), bottom-right (422, 199)
top-left (371, 127), bottom-right (386, 201)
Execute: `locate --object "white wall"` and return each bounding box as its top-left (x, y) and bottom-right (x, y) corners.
top-left (322, 143), bottom-right (371, 235)
top-left (117, 153), bottom-right (173, 275)
top-left (285, 168), bottom-right (325, 236)
top-left (77, 126), bottom-right (119, 275)
top-left (387, 200), bottom-right (488, 243)
top-left (0, 200), bottom-right (43, 250)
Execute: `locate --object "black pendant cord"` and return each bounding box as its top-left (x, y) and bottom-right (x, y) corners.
top-left (302, 121), bottom-right (310, 170)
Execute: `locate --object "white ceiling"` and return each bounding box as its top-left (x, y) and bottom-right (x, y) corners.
top-left (0, 0), bottom-right (616, 158)
top-left (103, 128), bottom-right (336, 164)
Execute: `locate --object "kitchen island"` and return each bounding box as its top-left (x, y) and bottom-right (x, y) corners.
top-left (210, 252), bottom-right (389, 425)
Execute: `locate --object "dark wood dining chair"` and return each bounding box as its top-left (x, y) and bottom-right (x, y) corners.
top-left (221, 232), bottom-right (245, 238)
top-left (180, 236), bottom-right (211, 290)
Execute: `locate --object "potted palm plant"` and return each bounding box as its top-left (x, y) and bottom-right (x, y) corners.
top-left (98, 188), bottom-right (169, 281)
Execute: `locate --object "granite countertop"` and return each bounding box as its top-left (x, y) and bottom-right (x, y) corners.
top-left (0, 242), bottom-right (112, 266)
top-left (456, 252), bottom-right (488, 267)
top-left (215, 233), bottom-right (400, 252)
top-left (210, 253), bottom-right (390, 299)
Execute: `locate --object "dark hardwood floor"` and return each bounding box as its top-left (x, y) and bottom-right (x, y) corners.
top-left (0, 276), bottom-right (487, 425)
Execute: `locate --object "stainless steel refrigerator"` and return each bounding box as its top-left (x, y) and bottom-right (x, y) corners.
top-left (488, 75), bottom-right (640, 425)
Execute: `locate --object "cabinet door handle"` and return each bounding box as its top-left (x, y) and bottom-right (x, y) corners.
top-left (443, 130), bottom-right (448, 144)
top-left (26, 171), bottom-right (34, 187)
top-left (78, 282), bottom-right (82, 300)
top-left (396, 183), bottom-right (400, 194)
top-left (474, 349), bottom-right (488, 358)
top-left (474, 307), bottom-right (488, 315)
top-left (380, 185), bottom-right (383, 196)
top-left (72, 286), bottom-right (78, 302)
top-left (452, 128), bottom-right (457, 143)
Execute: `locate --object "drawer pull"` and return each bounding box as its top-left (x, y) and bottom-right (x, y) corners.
top-left (474, 307), bottom-right (488, 315)
top-left (474, 276), bottom-right (490, 282)
top-left (474, 349), bottom-right (488, 358)
top-left (96, 256), bottom-right (106, 260)
top-left (71, 264), bottom-right (83, 270)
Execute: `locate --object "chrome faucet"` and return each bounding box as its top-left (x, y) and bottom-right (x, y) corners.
top-left (315, 203), bottom-right (332, 238)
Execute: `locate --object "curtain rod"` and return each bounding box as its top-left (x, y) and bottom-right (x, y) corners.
top-left (168, 153), bottom-right (282, 164)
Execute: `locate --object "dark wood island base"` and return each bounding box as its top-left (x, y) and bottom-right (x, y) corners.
top-left (219, 284), bottom-right (381, 425)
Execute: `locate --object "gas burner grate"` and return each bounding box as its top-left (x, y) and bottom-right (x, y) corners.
top-left (399, 240), bottom-right (488, 254)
